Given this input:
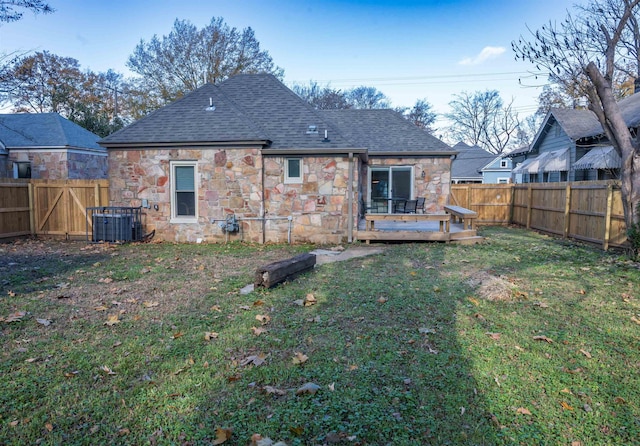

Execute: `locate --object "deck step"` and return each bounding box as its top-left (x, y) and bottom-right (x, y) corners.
top-left (356, 230), bottom-right (451, 243)
top-left (451, 236), bottom-right (485, 245)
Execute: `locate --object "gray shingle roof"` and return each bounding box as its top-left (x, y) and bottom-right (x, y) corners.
top-left (0, 113), bottom-right (103, 150)
top-left (450, 142), bottom-right (496, 179)
top-left (321, 109), bottom-right (454, 154)
top-left (100, 74), bottom-right (453, 155)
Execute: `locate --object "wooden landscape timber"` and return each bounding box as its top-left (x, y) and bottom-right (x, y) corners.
top-left (254, 252), bottom-right (317, 289)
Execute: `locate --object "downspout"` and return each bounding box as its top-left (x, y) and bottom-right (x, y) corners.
top-left (260, 150), bottom-right (266, 244)
top-left (348, 152), bottom-right (354, 243)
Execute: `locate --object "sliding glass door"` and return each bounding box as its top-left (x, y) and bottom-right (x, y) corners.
top-left (369, 167), bottom-right (412, 213)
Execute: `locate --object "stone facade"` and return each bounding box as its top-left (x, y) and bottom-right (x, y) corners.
top-left (108, 148), bottom-right (359, 244)
top-left (5, 150), bottom-right (107, 179)
top-left (366, 156), bottom-right (452, 213)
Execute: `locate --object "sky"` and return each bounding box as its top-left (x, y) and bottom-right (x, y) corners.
top-left (0, 0), bottom-right (580, 130)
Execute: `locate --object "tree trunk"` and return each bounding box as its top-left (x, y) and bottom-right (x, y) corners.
top-left (585, 62), bottom-right (640, 230)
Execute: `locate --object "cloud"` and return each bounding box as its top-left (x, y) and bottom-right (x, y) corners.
top-left (459, 46), bottom-right (506, 66)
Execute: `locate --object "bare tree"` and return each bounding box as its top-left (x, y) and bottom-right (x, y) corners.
top-left (127, 17), bottom-right (283, 104)
top-left (345, 86), bottom-right (390, 109)
top-left (513, 0), bottom-right (640, 231)
top-left (405, 98), bottom-right (437, 133)
top-left (0, 0), bottom-right (53, 23)
top-left (446, 90), bottom-right (520, 154)
top-left (292, 81), bottom-right (351, 110)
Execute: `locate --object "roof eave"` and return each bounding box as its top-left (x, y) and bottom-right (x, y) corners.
top-left (262, 147), bottom-right (367, 155)
top-left (368, 150), bottom-right (457, 157)
top-left (100, 140), bottom-right (270, 149)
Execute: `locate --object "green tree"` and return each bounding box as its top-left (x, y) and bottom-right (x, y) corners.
top-left (127, 17), bottom-right (283, 105)
top-left (512, 0), bottom-right (640, 232)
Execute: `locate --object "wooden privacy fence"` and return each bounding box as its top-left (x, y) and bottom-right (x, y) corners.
top-left (452, 181), bottom-right (627, 250)
top-left (0, 179), bottom-right (109, 240)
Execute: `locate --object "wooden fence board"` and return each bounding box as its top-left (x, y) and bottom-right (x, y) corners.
top-left (0, 179), bottom-right (109, 239)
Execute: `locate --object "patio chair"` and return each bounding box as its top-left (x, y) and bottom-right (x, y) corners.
top-left (403, 199), bottom-right (418, 214)
top-left (393, 199), bottom-right (407, 213)
top-left (416, 197), bottom-right (425, 213)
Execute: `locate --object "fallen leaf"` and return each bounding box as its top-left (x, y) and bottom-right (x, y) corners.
top-left (172, 332), bottom-right (183, 339)
top-left (571, 442), bottom-right (582, 446)
top-left (118, 428), bottom-right (130, 436)
top-left (328, 382), bottom-right (335, 391)
top-left (253, 300), bottom-right (265, 306)
top-left (560, 401), bottom-right (574, 411)
top-left (516, 407), bottom-right (532, 415)
top-left (98, 277), bottom-right (113, 284)
top-left (227, 374), bottom-right (241, 382)
top-left (64, 371), bottom-right (79, 378)
top-left (418, 327), bottom-right (436, 334)
top-left (467, 297), bottom-right (479, 306)
top-left (100, 365), bottom-right (116, 375)
top-left (304, 294), bottom-right (317, 306)
top-left (211, 305), bottom-right (222, 312)
top-left (486, 332), bottom-right (501, 340)
top-left (36, 318), bottom-right (51, 326)
top-left (296, 382), bottom-right (320, 395)
top-left (7, 290), bottom-right (16, 297)
top-left (289, 426), bottom-right (304, 436)
top-left (213, 427), bottom-right (232, 445)
top-left (255, 314), bottom-right (271, 325)
top-left (473, 313), bottom-right (486, 322)
top-left (94, 305), bottom-right (108, 312)
top-left (10, 420), bottom-right (19, 427)
top-left (25, 358), bottom-right (37, 363)
top-left (143, 301), bottom-right (159, 308)
top-left (239, 305), bottom-right (251, 311)
top-left (45, 422), bottom-right (53, 432)
top-left (630, 316), bottom-right (640, 325)
top-left (579, 349), bottom-right (592, 359)
top-left (104, 314), bottom-right (120, 326)
top-left (578, 289), bottom-right (586, 295)
top-left (205, 332), bottom-right (219, 341)
top-left (293, 299), bottom-right (304, 306)
top-left (263, 385), bottom-right (286, 396)
top-left (377, 297), bottom-right (388, 304)
top-left (251, 326), bottom-right (267, 336)
top-left (614, 396), bottom-right (626, 404)
top-left (514, 290), bottom-right (529, 299)
top-left (533, 301), bottom-right (549, 308)
top-left (4, 311), bottom-right (26, 323)
top-left (292, 352), bottom-right (308, 365)
top-left (533, 335), bottom-right (553, 343)
top-left (560, 388), bottom-right (573, 394)
top-left (240, 353), bottom-right (267, 367)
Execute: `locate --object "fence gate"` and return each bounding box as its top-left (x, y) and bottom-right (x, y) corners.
top-left (33, 180), bottom-right (109, 239)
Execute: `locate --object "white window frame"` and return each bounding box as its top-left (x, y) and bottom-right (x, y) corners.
top-left (170, 161), bottom-right (198, 223)
top-left (497, 177), bottom-right (509, 184)
top-left (284, 158), bottom-right (303, 184)
top-left (13, 161), bottom-right (31, 179)
top-left (500, 159), bottom-right (508, 168)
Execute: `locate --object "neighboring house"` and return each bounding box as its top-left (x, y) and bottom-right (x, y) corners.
top-left (450, 142), bottom-right (498, 184)
top-left (0, 113), bottom-right (107, 179)
top-left (100, 73), bottom-right (456, 244)
top-left (481, 155), bottom-right (513, 184)
top-left (508, 93), bottom-right (640, 183)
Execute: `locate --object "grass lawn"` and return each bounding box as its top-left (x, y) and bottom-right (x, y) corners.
top-left (0, 226), bottom-right (639, 445)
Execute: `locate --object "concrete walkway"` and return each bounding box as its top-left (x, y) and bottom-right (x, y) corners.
top-left (310, 246), bottom-right (386, 265)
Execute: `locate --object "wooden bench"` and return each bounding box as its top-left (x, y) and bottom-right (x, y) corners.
top-left (444, 205), bottom-right (478, 230)
top-left (365, 213), bottom-right (450, 232)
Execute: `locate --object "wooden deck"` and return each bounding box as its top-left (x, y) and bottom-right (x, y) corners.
top-left (356, 211), bottom-right (483, 244)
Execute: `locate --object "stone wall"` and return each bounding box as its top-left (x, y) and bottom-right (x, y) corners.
top-left (366, 156), bottom-right (452, 212)
top-left (4, 150), bottom-right (107, 179)
top-left (108, 148), bottom-right (360, 244)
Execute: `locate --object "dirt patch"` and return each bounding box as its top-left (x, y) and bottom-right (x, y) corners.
top-left (466, 270), bottom-right (517, 301)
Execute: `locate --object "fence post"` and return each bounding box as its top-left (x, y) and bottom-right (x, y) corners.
top-left (509, 184), bottom-right (515, 224)
top-left (526, 184), bottom-right (533, 229)
top-left (95, 183), bottom-right (100, 206)
top-left (603, 183), bottom-right (614, 251)
top-left (563, 183), bottom-right (571, 239)
top-left (28, 182), bottom-right (35, 235)
top-left (467, 185), bottom-right (472, 209)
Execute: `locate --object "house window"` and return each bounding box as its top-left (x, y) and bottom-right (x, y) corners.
top-left (14, 162), bottom-right (31, 179)
top-left (497, 178), bottom-right (509, 184)
top-left (171, 161), bottom-right (197, 221)
top-left (500, 159), bottom-right (508, 168)
top-left (285, 158), bottom-right (303, 184)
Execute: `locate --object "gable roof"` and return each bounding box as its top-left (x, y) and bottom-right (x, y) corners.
top-left (0, 113), bottom-right (103, 151)
top-left (320, 109), bottom-right (454, 155)
top-left (450, 142), bottom-right (496, 179)
top-left (100, 74), bottom-right (453, 155)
